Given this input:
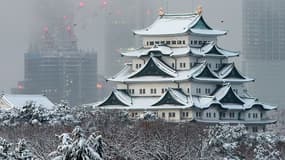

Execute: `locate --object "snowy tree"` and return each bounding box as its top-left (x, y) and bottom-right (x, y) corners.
top-left (201, 124), bottom-right (284, 160)
top-left (50, 126), bottom-right (104, 160)
top-left (0, 137), bottom-right (38, 160)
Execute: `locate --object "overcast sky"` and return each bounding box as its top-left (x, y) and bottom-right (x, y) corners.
top-left (0, 0), bottom-right (241, 92)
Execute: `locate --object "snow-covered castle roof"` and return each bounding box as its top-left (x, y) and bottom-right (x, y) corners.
top-left (133, 13), bottom-right (226, 36)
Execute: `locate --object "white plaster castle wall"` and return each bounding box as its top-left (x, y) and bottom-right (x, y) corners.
top-left (244, 108), bottom-right (262, 121)
top-left (143, 36), bottom-right (189, 48)
top-left (202, 107), bottom-right (220, 121)
top-left (191, 82), bottom-right (216, 95)
top-left (179, 82), bottom-right (191, 94)
top-left (189, 35), bottom-right (217, 47)
top-left (128, 82), bottom-right (178, 96)
top-left (158, 109), bottom-right (182, 122)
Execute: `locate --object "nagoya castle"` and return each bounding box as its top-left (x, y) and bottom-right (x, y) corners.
top-left (95, 7), bottom-right (277, 132)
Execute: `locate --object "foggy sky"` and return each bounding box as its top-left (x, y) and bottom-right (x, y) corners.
top-left (0, 0), bottom-right (241, 92)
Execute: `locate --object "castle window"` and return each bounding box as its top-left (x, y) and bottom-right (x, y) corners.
top-left (146, 41), bottom-right (149, 46)
top-left (161, 41), bottom-right (165, 44)
top-left (252, 127), bottom-right (258, 132)
top-left (149, 41), bottom-right (154, 45)
top-left (166, 41), bottom-right (171, 45)
top-left (206, 112), bottom-right (211, 118)
top-left (186, 112), bottom-right (189, 117)
top-left (205, 88), bottom-right (211, 94)
top-left (196, 88), bottom-right (201, 94)
top-left (199, 41), bottom-right (203, 45)
top-left (220, 112), bottom-right (226, 118)
top-left (183, 62), bottom-right (186, 68)
top-left (139, 89), bottom-right (145, 94)
top-left (190, 40), bottom-right (193, 45)
top-left (187, 88), bottom-right (190, 93)
top-left (260, 113), bottom-right (263, 119)
top-left (216, 63), bottom-right (219, 69)
top-left (172, 40), bottom-right (177, 45)
top-left (230, 112), bottom-right (235, 118)
top-left (182, 40), bottom-right (186, 44)
top-left (177, 40), bottom-right (182, 44)
top-left (162, 112), bottom-right (165, 118)
top-left (155, 41), bottom-right (159, 44)
top-left (194, 40), bottom-right (197, 45)
top-left (172, 63), bottom-right (175, 68)
top-left (213, 112), bottom-right (216, 118)
top-left (248, 113), bottom-right (251, 118)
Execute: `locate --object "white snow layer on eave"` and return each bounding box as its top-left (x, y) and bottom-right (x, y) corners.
top-left (110, 64), bottom-right (132, 80)
top-left (152, 56), bottom-right (177, 77)
top-left (122, 46), bottom-right (191, 57)
top-left (190, 29), bottom-right (227, 36)
top-left (2, 94), bottom-right (55, 110)
top-left (114, 90), bottom-right (132, 106)
top-left (195, 119), bottom-right (276, 124)
top-left (119, 63), bottom-right (204, 82)
top-left (216, 46), bottom-right (239, 57)
top-left (193, 63), bottom-right (219, 78)
top-left (212, 85), bottom-right (231, 100)
top-left (170, 89), bottom-right (192, 105)
top-left (192, 95), bottom-right (215, 109)
top-left (133, 15), bottom-right (199, 36)
top-left (218, 64), bottom-right (233, 77)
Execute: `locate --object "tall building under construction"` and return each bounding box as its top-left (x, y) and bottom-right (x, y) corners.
top-left (12, 15), bottom-right (98, 106)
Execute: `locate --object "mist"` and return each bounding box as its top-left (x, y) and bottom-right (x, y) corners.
top-left (0, 0), bottom-right (241, 92)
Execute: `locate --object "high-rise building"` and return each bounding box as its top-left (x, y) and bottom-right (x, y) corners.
top-left (12, 14), bottom-right (98, 106)
top-left (95, 8), bottom-right (277, 132)
top-left (242, 0), bottom-right (285, 106)
top-left (243, 0), bottom-right (285, 60)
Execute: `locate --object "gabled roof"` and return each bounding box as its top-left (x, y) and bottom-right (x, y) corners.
top-left (133, 13), bottom-right (226, 36)
top-left (217, 63), bottom-right (254, 81)
top-left (152, 88), bottom-right (191, 106)
top-left (190, 42), bottom-right (239, 58)
top-left (189, 16), bottom-right (226, 36)
top-left (108, 62), bottom-right (204, 83)
top-left (192, 63), bottom-right (254, 83)
top-left (121, 45), bottom-right (190, 57)
top-left (194, 64), bottom-right (219, 79)
top-left (213, 84), bottom-right (245, 105)
top-left (129, 56), bottom-right (177, 78)
top-left (98, 90), bottom-right (132, 107)
top-left (0, 94), bottom-right (55, 110)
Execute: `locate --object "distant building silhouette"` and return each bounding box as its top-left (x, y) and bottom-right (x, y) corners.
top-left (243, 0), bottom-right (285, 60)
top-left (11, 17), bottom-right (98, 106)
top-left (242, 0), bottom-right (285, 106)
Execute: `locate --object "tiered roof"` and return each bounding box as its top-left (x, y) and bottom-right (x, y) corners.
top-left (192, 63), bottom-right (254, 83)
top-left (95, 84), bottom-right (276, 112)
top-left (109, 57), bottom-right (253, 83)
top-left (133, 13), bottom-right (226, 36)
top-left (121, 45), bottom-right (190, 57)
top-left (94, 9), bottom-right (277, 125)
top-left (190, 42), bottom-right (239, 58)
